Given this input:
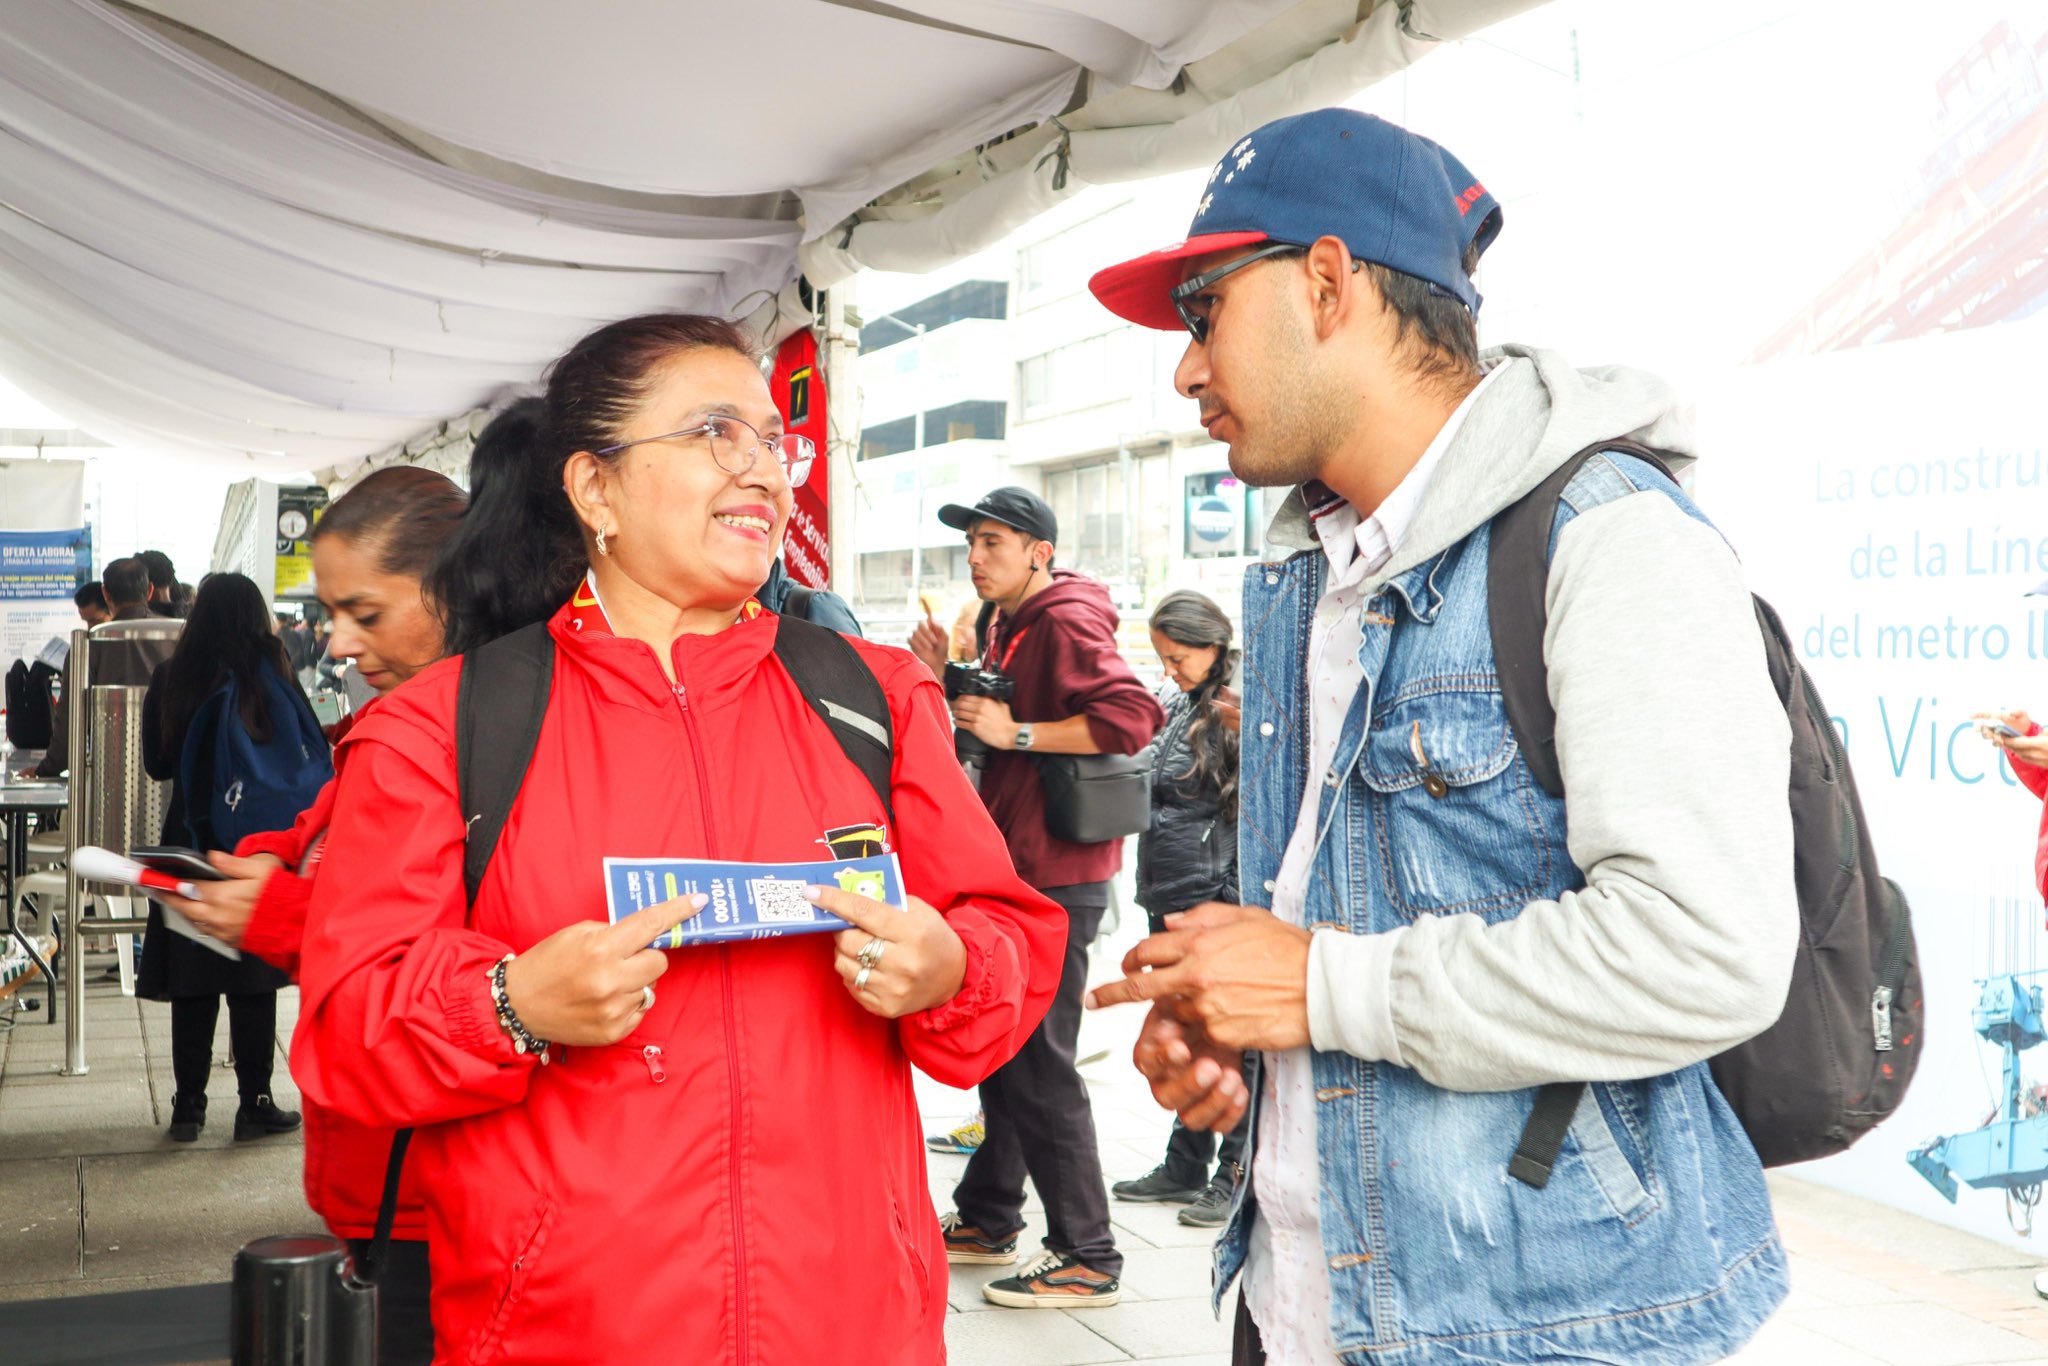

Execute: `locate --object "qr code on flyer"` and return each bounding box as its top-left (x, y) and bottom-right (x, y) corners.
top-left (750, 877), bottom-right (817, 923)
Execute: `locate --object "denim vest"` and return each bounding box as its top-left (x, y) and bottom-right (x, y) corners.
top-left (1219, 454), bottom-right (1788, 1365)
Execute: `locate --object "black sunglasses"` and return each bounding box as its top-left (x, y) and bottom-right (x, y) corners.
top-left (1168, 243), bottom-right (1305, 344)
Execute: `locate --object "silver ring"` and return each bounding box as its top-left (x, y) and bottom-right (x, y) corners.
top-left (641, 985), bottom-right (656, 1011)
top-left (853, 966), bottom-right (873, 993)
top-left (857, 936), bottom-right (887, 970)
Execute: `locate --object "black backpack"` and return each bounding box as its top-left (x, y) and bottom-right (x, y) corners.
top-left (5, 659), bottom-right (56, 750)
top-left (360, 615), bottom-right (893, 1276)
top-left (1491, 439), bottom-right (1922, 1187)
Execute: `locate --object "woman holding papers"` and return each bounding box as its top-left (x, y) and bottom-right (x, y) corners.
top-left (293, 313), bottom-right (1064, 1366)
top-left (137, 574), bottom-right (305, 1146)
top-left (156, 457), bottom-right (482, 1366)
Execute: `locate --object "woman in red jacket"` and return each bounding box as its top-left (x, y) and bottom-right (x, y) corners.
top-left (1977, 708), bottom-right (2048, 912)
top-left (164, 454), bottom-right (492, 1366)
top-left (291, 313), bottom-right (1065, 1366)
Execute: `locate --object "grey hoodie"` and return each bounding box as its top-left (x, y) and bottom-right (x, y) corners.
top-left (1293, 345), bottom-right (1797, 1091)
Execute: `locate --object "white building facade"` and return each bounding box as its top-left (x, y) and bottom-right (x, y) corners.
top-left (847, 177), bottom-right (1285, 643)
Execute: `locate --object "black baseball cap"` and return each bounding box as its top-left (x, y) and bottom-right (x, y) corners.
top-left (937, 487), bottom-right (1057, 544)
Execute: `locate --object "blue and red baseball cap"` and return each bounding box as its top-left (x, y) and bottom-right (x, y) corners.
top-left (1089, 108), bottom-right (1502, 330)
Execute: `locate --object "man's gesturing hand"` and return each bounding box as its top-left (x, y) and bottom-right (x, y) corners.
top-left (1086, 903), bottom-right (1313, 1052)
top-left (1131, 1005), bottom-right (1249, 1133)
top-left (502, 895), bottom-right (704, 1047)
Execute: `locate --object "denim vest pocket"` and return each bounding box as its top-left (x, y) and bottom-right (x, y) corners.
top-left (1571, 1083), bottom-right (1661, 1226)
top-left (1359, 681), bottom-right (1556, 918)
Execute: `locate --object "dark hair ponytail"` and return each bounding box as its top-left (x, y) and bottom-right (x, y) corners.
top-left (1149, 590), bottom-right (1239, 820)
top-left (432, 313), bottom-right (758, 655)
top-left (429, 397), bottom-right (558, 655)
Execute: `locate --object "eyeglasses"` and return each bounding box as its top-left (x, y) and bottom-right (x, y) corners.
top-left (595, 414), bottom-right (815, 488)
top-left (1169, 243), bottom-right (1368, 344)
top-left (1169, 243), bottom-right (1305, 344)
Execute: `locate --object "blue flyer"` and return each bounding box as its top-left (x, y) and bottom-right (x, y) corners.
top-left (601, 852), bottom-right (905, 949)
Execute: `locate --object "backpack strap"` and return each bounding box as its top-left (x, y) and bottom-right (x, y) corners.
top-left (365, 621), bottom-right (554, 1285)
top-left (456, 622), bottom-right (556, 904)
top-left (781, 584), bottom-right (814, 620)
top-left (772, 615), bottom-right (895, 826)
top-left (1487, 438), bottom-right (1679, 800)
top-left (1487, 438), bottom-right (1679, 1190)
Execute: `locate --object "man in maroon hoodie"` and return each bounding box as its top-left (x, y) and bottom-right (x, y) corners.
top-left (910, 485), bottom-right (1164, 1308)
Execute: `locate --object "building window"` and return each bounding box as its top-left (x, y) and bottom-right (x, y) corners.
top-left (1039, 458), bottom-right (1128, 582)
top-left (922, 399), bottom-right (1006, 445)
top-left (1184, 471), bottom-right (1267, 559)
top-left (861, 280), bottom-right (1009, 354)
top-left (860, 415), bottom-right (915, 461)
top-left (1018, 330), bottom-right (1135, 420)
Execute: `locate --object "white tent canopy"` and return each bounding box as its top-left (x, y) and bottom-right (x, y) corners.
top-left (0, 0), bottom-right (1542, 473)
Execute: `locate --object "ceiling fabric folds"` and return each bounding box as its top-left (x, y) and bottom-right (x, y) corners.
top-left (0, 0), bottom-right (1544, 470)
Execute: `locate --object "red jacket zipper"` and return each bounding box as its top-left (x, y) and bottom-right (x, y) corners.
top-left (671, 669), bottom-right (750, 1366)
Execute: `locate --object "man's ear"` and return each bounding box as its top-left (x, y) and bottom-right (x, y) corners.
top-left (1303, 234), bottom-right (1358, 340)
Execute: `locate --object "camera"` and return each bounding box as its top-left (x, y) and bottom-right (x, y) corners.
top-left (943, 662), bottom-right (1015, 768)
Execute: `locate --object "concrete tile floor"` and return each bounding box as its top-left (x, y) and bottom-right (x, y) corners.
top-left (7, 944), bottom-right (2048, 1363)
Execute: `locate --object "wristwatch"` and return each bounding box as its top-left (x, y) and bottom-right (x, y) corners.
top-left (1013, 723), bottom-right (1036, 751)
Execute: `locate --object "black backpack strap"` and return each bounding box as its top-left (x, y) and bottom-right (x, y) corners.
top-left (781, 584), bottom-right (814, 620)
top-left (1488, 438), bottom-right (1678, 800)
top-left (772, 615), bottom-right (894, 826)
top-left (365, 622), bottom-right (554, 1284)
top-left (356, 1127), bottom-right (413, 1282)
top-left (1490, 438), bottom-right (1677, 1189)
top-left (456, 622), bottom-right (556, 904)
top-left (1508, 1082), bottom-right (1583, 1189)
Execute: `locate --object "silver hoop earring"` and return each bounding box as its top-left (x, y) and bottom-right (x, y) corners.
top-left (595, 526), bottom-right (611, 557)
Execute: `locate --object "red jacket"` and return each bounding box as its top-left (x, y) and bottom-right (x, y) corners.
top-left (974, 570), bottom-right (1163, 888)
top-left (237, 703), bottom-right (427, 1242)
top-left (2012, 720), bottom-right (2048, 906)
top-left (293, 598), bottom-right (1063, 1366)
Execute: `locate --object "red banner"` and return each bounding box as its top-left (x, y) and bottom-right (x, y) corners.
top-left (771, 330), bottom-right (830, 589)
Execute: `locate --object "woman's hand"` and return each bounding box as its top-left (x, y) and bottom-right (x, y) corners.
top-left (1975, 708), bottom-right (2033, 736)
top-left (1976, 710), bottom-right (2048, 765)
top-left (816, 884), bottom-right (966, 1019)
top-left (156, 851), bottom-right (284, 949)
top-left (502, 896), bottom-right (703, 1047)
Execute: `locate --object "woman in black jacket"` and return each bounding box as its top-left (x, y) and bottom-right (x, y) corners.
top-left (1111, 590), bottom-right (1252, 1227)
top-left (139, 573), bottom-right (313, 1143)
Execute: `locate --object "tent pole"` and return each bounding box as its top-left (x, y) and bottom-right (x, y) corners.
top-left (820, 285), bottom-right (862, 596)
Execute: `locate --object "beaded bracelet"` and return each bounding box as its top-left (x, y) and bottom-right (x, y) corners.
top-left (490, 954), bottom-right (551, 1064)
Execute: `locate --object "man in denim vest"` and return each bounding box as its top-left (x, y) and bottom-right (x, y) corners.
top-left (1086, 110), bottom-right (1796, 1364)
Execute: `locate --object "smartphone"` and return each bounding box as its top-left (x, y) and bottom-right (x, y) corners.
top-left (1983, 722), bottom-right (2023, 739)
top-left (129, 846), bottom-right (229, 882)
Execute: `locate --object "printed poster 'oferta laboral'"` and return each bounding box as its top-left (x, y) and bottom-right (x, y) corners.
top-left (602, 853), bottom-right (905, 949)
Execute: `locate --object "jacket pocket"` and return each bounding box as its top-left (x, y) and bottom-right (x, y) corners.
top-left (1359, 683), bottom-right (1556, 918)
top-left (888, 1190), bottom-right (933, 1316)
top-left (468, 1194), bottom-right (556, 1366)
top-left (1568, 1084), bottom-right (1660, 1227)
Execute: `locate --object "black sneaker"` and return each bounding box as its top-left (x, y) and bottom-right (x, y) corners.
top-left (168, 1092), bottom-right (205, 1143)
top-left (939, 1211), bottom-right (1018, 1265)
top-left (1178, 1179), bottom-right (1232, 1227)
top-left (982, 1250), bottom-right (1121, 1308)
top-left (234, 1094), bottom-right (303, 1141)
top-left (1110, 1163), bottom-right (1204, 1204)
